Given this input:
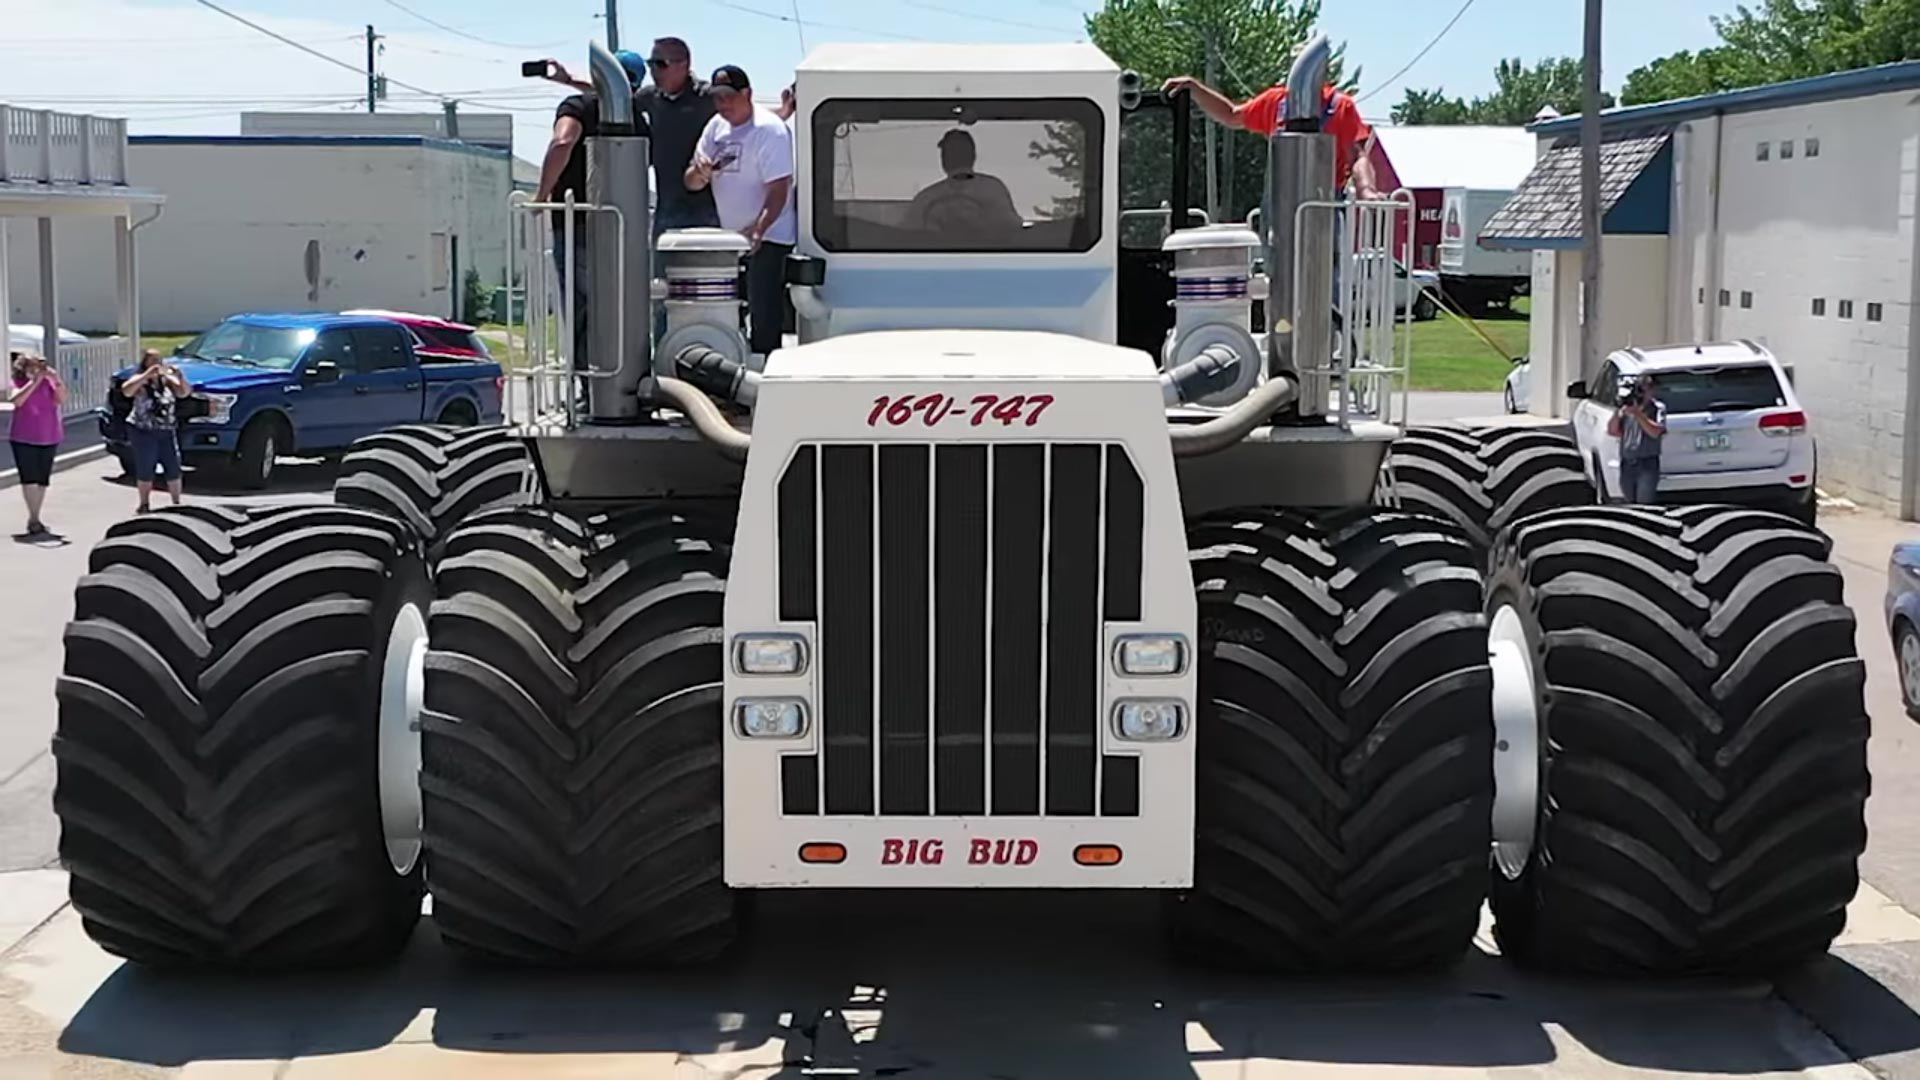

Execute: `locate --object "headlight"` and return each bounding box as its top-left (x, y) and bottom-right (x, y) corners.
top-left (189, 392), bottom-right (238, 424)
top-left (735, 635), bottom-right (807, 675)
top-left (1115, 635), bottom-right (1187, 676)
top-left (1114, 699), bottom-right (1186, 741)
top-left (735, 698), bottom-right (808, 739)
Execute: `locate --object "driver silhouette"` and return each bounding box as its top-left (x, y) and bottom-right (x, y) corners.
top-left (908, 129), bottom-right (1023, 235)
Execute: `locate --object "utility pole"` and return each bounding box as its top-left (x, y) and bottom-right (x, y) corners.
top-left (442, 100), bottom-right (460, 140)
top-left (1203, 30), bottom-right (1220, 222)
top-left (1578, 0), bottom-right (1603, 400)
top-left (605, 0), bottom-right (620, 51)
top-left (365, 25), bottom-right (379, 114)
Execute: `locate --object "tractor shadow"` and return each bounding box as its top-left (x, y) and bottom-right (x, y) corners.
top-left (54, 890), bottom-right (1920, 1075)
top-left (98, 456), bottom-right (340, 498)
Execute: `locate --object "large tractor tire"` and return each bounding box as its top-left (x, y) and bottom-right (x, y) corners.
top-left (334, 424), bottom-right (531, 554)
top-left (53, 504), bottom-right (429, 968)
top-left (1171, 508), bottom-right (1494, 971)
top-left (1485, 505), bottom-right (1869, 973)
top-left (420, 503), bottom-right (739, 965)
top-left (1390, 426), bottom-right (1593, 552)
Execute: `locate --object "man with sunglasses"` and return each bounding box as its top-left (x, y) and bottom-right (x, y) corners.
top-left (633, 38), bottom-right (719, 237)
top-left (537, 38), bottom-right (716, 237)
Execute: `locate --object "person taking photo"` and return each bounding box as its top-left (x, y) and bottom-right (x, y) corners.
top-left (1608, 373), bottom-right (1667, 504)
top-left (8, 350), bottom-right (64, 537)
top-left (121, 348), bottom-right (190, 514)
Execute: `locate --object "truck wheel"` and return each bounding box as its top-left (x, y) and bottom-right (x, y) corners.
top-left (53, 505), bottom-right (428, 967)
top-left (335, 424), bottom-right (530, 554)
top-left (436, 400), bottom-right (478, 428)
top-left (234, 417), bottom-right (284, 490)
top-left (1391, 426), bottom-right (1593, 553)
top-left (1170, 508), bottom-right (1493, 971)
top-left (422, 504), bottom-right (738, 965)
top-left (1486, 505), bottom-right (1868, 973)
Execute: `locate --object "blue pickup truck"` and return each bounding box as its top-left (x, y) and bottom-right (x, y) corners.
top-left (102, 312), bottom-right (504, 487)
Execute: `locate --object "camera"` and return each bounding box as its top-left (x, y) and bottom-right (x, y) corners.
top-left (522, 59), bottom-right (553, 79)
top-left (1618, 376), bottom-right (1641, 406)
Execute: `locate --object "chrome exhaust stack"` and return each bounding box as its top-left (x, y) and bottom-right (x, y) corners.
top-left (1265, 32), bottom-right (1336, 420)
top-left (584, 41), bottom-right (653, 421)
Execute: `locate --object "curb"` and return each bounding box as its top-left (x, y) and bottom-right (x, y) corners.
top-left (0, 443), bottom-right (111, 491)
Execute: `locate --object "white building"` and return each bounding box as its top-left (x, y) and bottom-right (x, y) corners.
top-left (7, 134), bottom-right (512, 333)
top-left (1483, 62), bottom-right (1920, 515)
top-left (241, 110), bottom-right (515, 152)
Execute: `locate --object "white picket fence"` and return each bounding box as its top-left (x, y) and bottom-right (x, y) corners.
top-left (55, 338), bottom-right (130, 419)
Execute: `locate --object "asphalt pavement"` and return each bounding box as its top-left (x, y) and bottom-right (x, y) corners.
top-left (4, 395), bottom-right (1920, 1078)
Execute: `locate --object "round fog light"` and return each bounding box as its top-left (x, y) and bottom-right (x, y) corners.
top-left (735, 699), bottom-right (807, 739)
top-left (1114, 699), bottom-right (1186, 741)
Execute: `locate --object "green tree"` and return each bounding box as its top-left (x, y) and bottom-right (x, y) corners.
top-left (1084, 0), bottom-right (1355, 222)
top-left (1391, 87), bottom-right (1473, 125)
top-left (1621, 0), bottom-right (1920, 105)
top-left (1395, 57), bottom-right (1610, 125)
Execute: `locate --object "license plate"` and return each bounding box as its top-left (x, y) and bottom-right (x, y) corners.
top-left (1694, 432), bottom-right (1732, 451)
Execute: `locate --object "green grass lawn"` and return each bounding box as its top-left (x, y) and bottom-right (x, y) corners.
top-left (1407, 298), bottom-right (1531, 392)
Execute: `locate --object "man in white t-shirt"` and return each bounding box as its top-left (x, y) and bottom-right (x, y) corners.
top-left (685, 64), bottom-right (796, 358)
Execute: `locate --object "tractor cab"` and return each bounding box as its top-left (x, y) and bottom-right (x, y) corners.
top-left (789, 44), bottom-right (1127, 344)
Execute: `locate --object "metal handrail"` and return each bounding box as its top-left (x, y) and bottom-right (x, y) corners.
top-left (507, 191), bottom-right (628, 429)
top-left (1289, 189), bottom-right (1416, 431)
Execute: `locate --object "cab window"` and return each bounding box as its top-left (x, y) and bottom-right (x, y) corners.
top-left (813, 97), bottom-right (1104, 254)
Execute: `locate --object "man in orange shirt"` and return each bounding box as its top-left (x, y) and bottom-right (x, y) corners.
top-left (1161, 68), bottom-right (1382, 199)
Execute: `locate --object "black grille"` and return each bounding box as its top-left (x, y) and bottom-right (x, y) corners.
top-left (778, 442), bottom-right (1144, 818)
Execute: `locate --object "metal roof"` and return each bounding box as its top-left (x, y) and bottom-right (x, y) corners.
top-left (1371, 126), bottom-right (1537, 190)
top-left (1480, 130), bottom-right (1671, 245)
top-left (797, 43), bottom-right (1117, 75)
top-left (1532, 59), bottom-right (1920, 135)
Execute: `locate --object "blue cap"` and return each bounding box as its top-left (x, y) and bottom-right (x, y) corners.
top-left (614, 49), bottom-right (647, 85)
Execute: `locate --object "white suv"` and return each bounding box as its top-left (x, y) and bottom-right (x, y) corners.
top-left (1567, 341), bottom-right (1816, 524)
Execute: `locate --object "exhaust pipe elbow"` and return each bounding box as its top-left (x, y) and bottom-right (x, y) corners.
top-left (1168, 374), bottom-right (1299, 458)
top-left (1283, 34), bottom-right (1332, 129)
top-left (676, 344), bottom-right (761, 406)
top-left (587, 41), bottom-right (636, 131)
top-left (647, 375), bottom-right (751, 462)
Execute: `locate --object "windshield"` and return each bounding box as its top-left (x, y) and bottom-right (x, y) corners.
top-left (181, 320), bottom-right (316, 370)
top-left (1651, 365), bottom-right (1787, 413)
top-left (812, 98), bottom-right (1104, 253)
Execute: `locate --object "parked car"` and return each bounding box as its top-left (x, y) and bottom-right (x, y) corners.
top-left (1504, 355), bottom-right (1531, 413)
top-left (342, 309), bottom-right (496, 363)
top-left (1566, 340), bottom-right (1815, 523)
top-left (7, 323), bottom-right (86, 354)
top-left (1886, 542), bottom-right (1920, 720)
top-left (99, 312), bottom-right (504, 487)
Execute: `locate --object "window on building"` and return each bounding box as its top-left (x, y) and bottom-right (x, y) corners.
top-left (1780, 140), bottom-right (1795, 159)
top-left (1719, 289), bottom-right (1731, 306)
top-left (1812, 298), bottom-right (1826, 316)
top-left (1757, 142), bottom-right (1770, 161)
top-left (1869, 302), bottom-right (1884, 322)
top-left (430, 231), bottom-right (450, 291)
top-left (1740, 290), bottom-right (1753, 309)
top-left (1806, 137), bottom-right (1821, 158)
top-left (1698, 286), bottom-right (1706, 304)
top-left (1840, 299), bottom-right (1855, 319)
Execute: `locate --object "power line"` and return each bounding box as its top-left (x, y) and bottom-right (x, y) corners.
top-left (189, 0), bottom-right (445, 100)
top-left (1356, 0), bottom-right (1478, 103)
top-left (899, 0), bottom-right (1078, 34)
top-left (789, 0), bottom-right (809, 52)
top-left (377, 0), bottom-right (565, 51)
top-left (698, 0), bottom-right (926, 42)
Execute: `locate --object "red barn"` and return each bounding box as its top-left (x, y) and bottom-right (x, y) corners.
top-left (1366, 126), bottom-right (1538, 270)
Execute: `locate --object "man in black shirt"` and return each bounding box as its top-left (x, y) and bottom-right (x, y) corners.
top-left (633, 37), bottom-right (719, 236)
top-left (534, 85), bottom-right (604, 372)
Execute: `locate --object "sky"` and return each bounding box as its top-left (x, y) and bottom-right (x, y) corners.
top-left (3, 0), bottom-right (1733, 162)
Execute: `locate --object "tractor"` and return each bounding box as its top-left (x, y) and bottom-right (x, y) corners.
top-left (54, 35), bottom-right (1868, 976)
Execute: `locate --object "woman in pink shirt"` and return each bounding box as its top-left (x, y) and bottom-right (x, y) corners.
top-left (8, 351), bottom-right (64, 537)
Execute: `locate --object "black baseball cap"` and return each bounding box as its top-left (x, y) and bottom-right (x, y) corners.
top-left (710, 65), bottom-right (750, 94)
